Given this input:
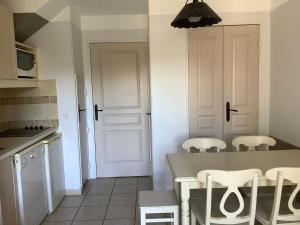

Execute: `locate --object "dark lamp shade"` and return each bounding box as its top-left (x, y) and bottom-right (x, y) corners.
top-left (171, 0), bottom-right (222, 28)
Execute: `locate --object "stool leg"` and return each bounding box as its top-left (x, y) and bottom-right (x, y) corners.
top-left (174, 207), bottom-right (179, 225)
top-left (140, 208), bottom-right (146, 225)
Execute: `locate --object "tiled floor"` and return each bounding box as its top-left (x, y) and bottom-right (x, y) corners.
top-left (42, 177), bottom-right (153, 225)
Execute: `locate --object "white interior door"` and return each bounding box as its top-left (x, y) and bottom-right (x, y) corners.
top-left (90, 42), bottom-right (151, 177)
top-left (188, 27), bottom-right (224, 138)
top-left (188, 25), bottom-right (259, 144)
top-left (76, 75), bottom-right (89, 185)
top-left (223, 25), bottom-right (259, 143)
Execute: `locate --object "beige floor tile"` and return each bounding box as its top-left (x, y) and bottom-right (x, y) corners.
top-left (82, 182), bottom-right (94, 195)
top-left (137, 183), bottom-right (153, 191)
top-left (75, 206), bottom-right (107, 220)
top-left (113, 185), bottom-right (137, 194)
top-left (94, 178), bottom-right (115, 186)
top-left (110, 194), bottom-right (136, 206)
top-left (82, 195), bottom-right (110, 207)
top-left (103, 219), bottom-right (134, 225)
top-left (72, 220), bottom-right (103, 225)
top-left (46, 207), bottom-right (78, 221)
top-left (106, 205), bottom-right (135, 219)
top-left (42, 222), bottom-right (72, 225)
top-left (115, 177), bottom-right (137, 185)
top-left (88, 185), bottom-right (114, 195)
top-left (137, 177), bottom-right (152, 186)
top-left (60, 196), bottom-right (85, 207)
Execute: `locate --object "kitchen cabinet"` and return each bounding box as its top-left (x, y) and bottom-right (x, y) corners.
top-left (0, 4), bottom-right (17, 80)
top-left (0, 156), bottom-right (20, 225)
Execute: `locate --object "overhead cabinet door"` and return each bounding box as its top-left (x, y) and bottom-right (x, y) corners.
top-left (0, 4), bottom-right (17, 79)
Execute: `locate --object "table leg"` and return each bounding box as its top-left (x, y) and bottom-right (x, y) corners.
top-left (174, 181), bottom-right (180, 201)
top-left (181, 182), bottom-right (190, 225)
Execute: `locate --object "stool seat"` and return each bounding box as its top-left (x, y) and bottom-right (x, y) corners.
top-left (139, 190), bottom-right (179, 225)
top-left (139, 191), bottom-right (178, 207)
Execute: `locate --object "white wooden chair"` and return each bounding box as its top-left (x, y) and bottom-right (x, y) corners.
top-left (182, 138), bottom-right (227, 153)
top-left (232, 136), bottom-right (276, 151)
top-left (190, 169), bottom-right (262, 225)
top-left (256, 168), bottom-right (300, 225)
top-left (139, 190), bottom-right (179, 225)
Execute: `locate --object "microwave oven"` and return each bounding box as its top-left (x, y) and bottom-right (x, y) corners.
top-left (16, 48), bottom-right (37, 79)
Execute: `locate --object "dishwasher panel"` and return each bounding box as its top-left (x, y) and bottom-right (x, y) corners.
top-left (15, 143), bottom-right (48, 225)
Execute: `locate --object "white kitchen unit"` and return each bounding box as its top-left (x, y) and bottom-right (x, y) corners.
top-left (44, 133), bottom-right (65, 213)
top-left (0, 155), bottom-right (20, 225)
top-left (15, 142), bottom-right (48, 225)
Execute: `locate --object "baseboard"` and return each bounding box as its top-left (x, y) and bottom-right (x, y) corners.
top-left (65, 189), bottom-right (82, 196)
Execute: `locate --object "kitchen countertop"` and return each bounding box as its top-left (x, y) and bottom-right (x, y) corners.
top-left (0, 127), bottom-right (58, 161)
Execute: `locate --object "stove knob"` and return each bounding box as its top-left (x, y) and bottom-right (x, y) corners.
top-left (35, 126), bottom-right (39, 130)
top-left (30, 126), bottom-right (34, 130)
top-left (25, 126), bottom-right (29, 130)
top-left (39, 126), bottom-right (44, 130)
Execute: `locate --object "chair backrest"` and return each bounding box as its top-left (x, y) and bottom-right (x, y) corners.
top-left (197, 169), bottom-right (262, 225)
top-left (232, 136), bottom-right (276, 151)
top-left (265, 168), bottom-right (300, 224)
top-left (182, 138), bottom-right (226, 153)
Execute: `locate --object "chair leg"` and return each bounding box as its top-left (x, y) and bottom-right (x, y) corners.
top-left (140, 208), bottom-right (146, 225)
top-left (191, 211), bottom-right (196, 225)
top-left (174, 207), bottom-right (179, 225)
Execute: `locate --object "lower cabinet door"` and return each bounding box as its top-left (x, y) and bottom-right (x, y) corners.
top-left (0, 156), bottom-right (20, 225)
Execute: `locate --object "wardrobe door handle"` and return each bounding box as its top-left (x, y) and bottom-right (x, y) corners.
top-left (226, 102), bottom-right (238, 122)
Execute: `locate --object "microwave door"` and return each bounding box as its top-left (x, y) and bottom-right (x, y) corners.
top-left (17, 49), bottom-right (36, 78)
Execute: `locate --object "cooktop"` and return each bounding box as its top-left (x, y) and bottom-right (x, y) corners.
top-left (0, 127), bottom-right (49, 137)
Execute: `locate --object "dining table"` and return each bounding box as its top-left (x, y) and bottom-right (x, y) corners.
top-left (167, 149), bottom-right (300, 225)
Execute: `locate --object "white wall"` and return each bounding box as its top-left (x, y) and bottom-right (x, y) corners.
top-left (26, 7), bottom-right (82, 194)
top-left (81, 14), bottom-right (148, 178)
top-left (148, 0), bottom-right (271, 190)
top-left (269, 0), bottom-right (300, 147)
top-left (71, 8), bottom-right (84, 75)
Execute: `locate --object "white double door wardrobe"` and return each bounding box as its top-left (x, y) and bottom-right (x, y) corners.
top-left (188, 25), bottom-right (260, 144)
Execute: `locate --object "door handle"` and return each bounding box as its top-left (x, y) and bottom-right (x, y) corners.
top-left (94, 104), bottom-right (103, 121)
top-left (226, 102), bottom-right (238, 122)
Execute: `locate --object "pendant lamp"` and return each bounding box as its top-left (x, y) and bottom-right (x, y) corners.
top-left (171, 0), bottom-right (222, 28)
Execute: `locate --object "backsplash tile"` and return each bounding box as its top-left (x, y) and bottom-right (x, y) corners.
top-left (6, 119), bottom-right (59, 129)
top-left (50, 96), bottom-right (57, 103)
top-left (0, 122), bottom-right (8, 132)
top-left (0, 96), bottom-right (57, 105)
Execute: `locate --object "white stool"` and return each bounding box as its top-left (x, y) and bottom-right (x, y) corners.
top-left (139, 191), bottom-right (179, 225)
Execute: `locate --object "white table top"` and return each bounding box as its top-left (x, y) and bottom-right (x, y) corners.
top-left (167, 150), bottom-right (300, 182)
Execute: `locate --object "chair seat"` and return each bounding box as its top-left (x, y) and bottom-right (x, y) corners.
top-left (190, 189), bottom-right (206, 199)
top-left (190, 195), bottom-right (251, 225)
top-left (256, 195), bottom-right (300, 225)
top-left (139, 191), bottom-right (178, 208)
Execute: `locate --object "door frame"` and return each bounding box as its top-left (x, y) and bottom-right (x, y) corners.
top-left (186, 13), bottom-right (271, 138)
top-left (82, 32), bottom-right (151, 179)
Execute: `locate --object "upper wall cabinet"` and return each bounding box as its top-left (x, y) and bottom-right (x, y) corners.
top-left (0, 4), bottom-right (17, 80)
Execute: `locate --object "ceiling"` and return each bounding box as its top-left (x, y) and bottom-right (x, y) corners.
top-left (70, 0), bottom-right (148, 15)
